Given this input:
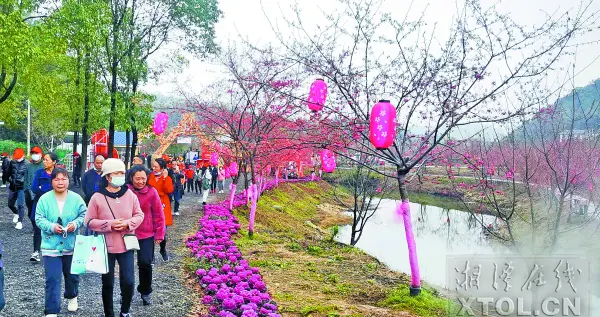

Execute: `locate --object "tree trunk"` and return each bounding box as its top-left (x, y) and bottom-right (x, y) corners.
top-left (129, 79), bottom-right (139, 164)
top-left (80, 51), bottom-right (91, 173)
top-left (73, 50), bottom-right (81, 157)
top-left (397, 169), bottom-right (421, 296)
top-left (108, 61), bottom-right (117, 157)
top-left (125, 129), bottom-right (131, 165)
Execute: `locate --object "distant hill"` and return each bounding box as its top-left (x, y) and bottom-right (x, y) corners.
top-left (511, 79), bottom-right (600, 140)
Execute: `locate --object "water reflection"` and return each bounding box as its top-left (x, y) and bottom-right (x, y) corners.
top-left (335, 199), bottom-right (506, 287)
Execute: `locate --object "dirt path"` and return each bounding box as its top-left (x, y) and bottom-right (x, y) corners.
top-left (0, 185), bottom-right (220, 317)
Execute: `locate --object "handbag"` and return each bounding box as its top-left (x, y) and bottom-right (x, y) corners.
top-left (104, 195), bottom-right (140, 251)
top-left (71, 219), bottom-right (109, 275)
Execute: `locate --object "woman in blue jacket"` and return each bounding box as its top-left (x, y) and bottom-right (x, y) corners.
top-left (35, 168), bottom-right (86, 317)
top-left (30, 152), bottom-right (58, 262)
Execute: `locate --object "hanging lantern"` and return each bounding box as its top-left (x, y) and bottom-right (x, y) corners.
top-left (229, 162), bottom-right (239, 176)
top-left (369, 100), bottom-right (397, 149)
top-left (210, 153), bottom-right (219, 166)
top-left (152, 112), bottom-right (169, 135)
top-left (321, 149), bottom-right (336, 173)
top-left (307, 79), bottom-right (328, 112)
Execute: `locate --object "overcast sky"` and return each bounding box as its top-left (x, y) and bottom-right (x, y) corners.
top-left (143, 0), bottom-right (600, 97)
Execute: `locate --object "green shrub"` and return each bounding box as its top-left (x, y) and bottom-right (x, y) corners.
top-left (0, 140), bottom-right (28, 156)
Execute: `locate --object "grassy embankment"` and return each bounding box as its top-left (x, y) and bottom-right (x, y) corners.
top-left (227, 181), bottom-right (456, 317)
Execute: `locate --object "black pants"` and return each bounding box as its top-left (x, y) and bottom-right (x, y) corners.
top-left (72, 173), bottom-right (81, 187)
top-left (26, 192), bottom-right (41, 252)
top-left (102, 251), bottom-right (134, 317)
top-left (195, 180), bottom-right (202, 193)
top-left (211, 178), bottom-right (217, 191)
top-left (186, 180), bottom-right (193, 193)
top-left (137, 237), bottom-right (154, 296)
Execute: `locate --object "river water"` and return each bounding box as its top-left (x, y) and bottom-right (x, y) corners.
top-left (335, 198), bottom-right (600, 315)
top-left (335, 199), bottom-right (507, 288)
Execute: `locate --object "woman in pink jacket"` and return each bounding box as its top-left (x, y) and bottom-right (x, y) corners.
top-left (126, 165), bottom-right (165, 306)
top-left (85, 159), bottom-right (144, 317)
top-left (217, 166), bottom-right (225, 194)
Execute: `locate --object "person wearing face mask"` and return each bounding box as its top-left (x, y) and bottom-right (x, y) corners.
top-left (26, 147), bottom-right (44, 252)
top-left (35, 168), bottom-right (86, 317)
top-left (6, 148), bottom-right (29, 230)
top-left (29, 151), bottom-right (58, 262)
top-left (147, 158), bottom-right (174, 261)
top-left (126, 165), bottom-right (165, 306)
top-left (82, 155), bottom-right (105, 205)
top-left (85, 158), bottom-right (144, 317)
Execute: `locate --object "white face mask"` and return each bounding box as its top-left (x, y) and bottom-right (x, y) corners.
top-left (110, 176), bottom-right (126, 187)
top-left (31, 154), bottom-right (42, 162)
top-left (16, 158), bottom-right (24, 162)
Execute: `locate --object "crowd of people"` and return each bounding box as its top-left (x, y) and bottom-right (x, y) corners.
top-left (0, 148), bottom-right (232, 317)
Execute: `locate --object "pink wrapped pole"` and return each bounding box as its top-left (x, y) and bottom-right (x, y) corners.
top-left (229, 184), bottom-right (237, 210)
top-left (397, 200), bottom-right (421, 295)
top-left (248, 184), bottom-right (258, 237)
top-left (311, 172), bottom-right (315, 181)
top-left (319, 170), bottom-right (322, 178)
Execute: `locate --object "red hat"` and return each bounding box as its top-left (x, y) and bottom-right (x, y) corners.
top-left (73, 152), bottom-right (80, 156)
top-left (1, 152), bottom-right (7, 157)
top-left (31, 146), bottom-right (43, 154)
top-left (13, 148), bottom-right (25, 160)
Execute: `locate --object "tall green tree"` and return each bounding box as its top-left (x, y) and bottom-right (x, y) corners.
top-left (100, 0), bottom-right (222, 158)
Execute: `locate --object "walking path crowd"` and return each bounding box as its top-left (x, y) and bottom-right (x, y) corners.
top-left (0, 148), bottom-right (231, 317)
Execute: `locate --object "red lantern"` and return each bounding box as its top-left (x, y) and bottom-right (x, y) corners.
top-left (307, 79), bottom-right (328, 112)
top-left (369, 100), bottom-right (397, 149)
top-left (321, 149), bottom-right (336, 173)
top-left (153, 112), bottom-right (169, 135)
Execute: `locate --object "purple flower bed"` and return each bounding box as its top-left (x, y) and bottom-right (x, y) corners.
top-left (186, 177), bottom-right (315, 317)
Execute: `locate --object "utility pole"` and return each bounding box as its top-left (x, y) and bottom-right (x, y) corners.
top-left (27, 99), bottom-right (31, 154)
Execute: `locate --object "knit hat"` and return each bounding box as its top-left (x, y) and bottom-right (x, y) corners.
top-left (73, 152), bottom-right (80, 157)
top-left (101, 158), bottom-right (126, 177)
top-left (13, 148), bottom-right (25, 160)
top-left (31, 146), bottom-right (43, 154)
top-left (1, 152), bottom-right (7, 157)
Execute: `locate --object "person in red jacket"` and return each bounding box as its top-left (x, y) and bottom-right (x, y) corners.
top-left (147, 158), bottom-right (174, 261)
top-left (183, 164), bottom-right (195, 194)
top-left (126, 165), bottom-right (165, 306)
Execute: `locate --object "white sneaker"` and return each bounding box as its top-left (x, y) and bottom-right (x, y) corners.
top-left (174, 212), bottom-right (180, 216)
top-left (15, 222), bottom-right (22, 230)
top-left (46, 314), bottom-right (58, 317)
top-left (12, 214), bottom-right (18, 223)
top-left (30, 251), bottom-right (41, 262)
top-left (67, 297), bottom-right (78, 312)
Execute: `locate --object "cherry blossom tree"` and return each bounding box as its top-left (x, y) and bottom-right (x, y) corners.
top-left (263, 0), bottom-right (598, 295)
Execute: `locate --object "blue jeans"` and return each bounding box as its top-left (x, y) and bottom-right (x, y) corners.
top-left (43, 255), bottom-right (79, 315)
top-left (0, 268), bottom-right (5, 312)
top-left (8, 188), bottom-right (25, 222)
top-left (102, 251), bottom-right (134, 317)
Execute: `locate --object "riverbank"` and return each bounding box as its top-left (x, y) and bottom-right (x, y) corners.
top-left (220, 181), bottom-right (454, 317)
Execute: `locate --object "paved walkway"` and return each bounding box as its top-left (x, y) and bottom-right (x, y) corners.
top-left (0, 185), bottom-right (221, 317)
